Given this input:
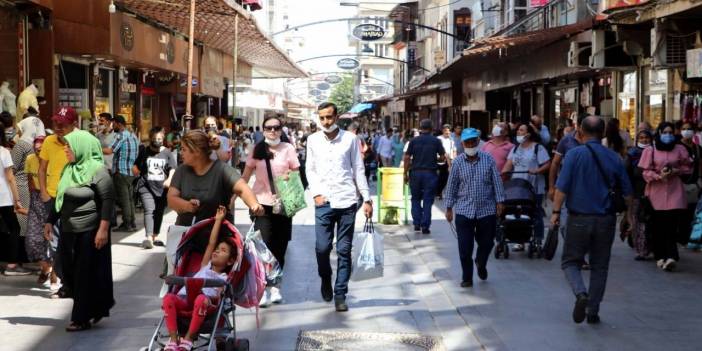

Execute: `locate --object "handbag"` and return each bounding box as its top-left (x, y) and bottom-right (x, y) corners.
top-left (264, 157), bottom-right (284, 215)
top-left (542, 225), bottom-right (559, 261)
top-left (351, 219), bottom-right (384, 281)
top-left (273, 171), bottom-right (307, 217)
top-left (585, 144), bottom-right (627, 214)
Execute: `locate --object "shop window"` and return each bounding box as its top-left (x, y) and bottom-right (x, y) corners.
top-left (617, 71), bottom-right (637, 139)
top-left (453, 9), bottom-right (471, 53)
top-left (95, 69), bottom-right (113, 116)
top-left (643, 69), bottom-right (667, 130)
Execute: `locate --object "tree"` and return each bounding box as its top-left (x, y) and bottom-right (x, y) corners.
top-left (327, 74), bottom-right (354, 115)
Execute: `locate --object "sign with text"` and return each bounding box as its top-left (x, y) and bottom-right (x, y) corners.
top-left (352, 24), bottom-right (386, 41)
top-left (687, 48), bottom-right (702, 78)
top-left (325, 75), bottom-right (342, 84)
top-left (337, 58), bottom-right (360, 70)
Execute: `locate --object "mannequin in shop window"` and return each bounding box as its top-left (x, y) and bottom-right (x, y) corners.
top-left (0, 82), bottom-right (17, 117)
top-left (17, 84), bottom-right (39, 122)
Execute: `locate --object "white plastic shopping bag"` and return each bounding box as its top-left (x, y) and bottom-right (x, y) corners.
top-left (351, 219), bottom-right (384, 281)
top-left (159, 224), bottom-right (190, 297)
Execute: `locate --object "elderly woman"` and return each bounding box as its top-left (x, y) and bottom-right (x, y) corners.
top-left (168, 130), bottom-right (263, 227)
top-left (639, 122), bottom-right (692, 272)
top-left (43, 130), bottom-right (115, 331)
top-left (625, 130), bottom-right (653, 260)
top-left (242, 116), bottom-right (300, 307)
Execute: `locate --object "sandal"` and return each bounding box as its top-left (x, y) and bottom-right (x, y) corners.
top-left (153, 239), bottom-right (165, 247)
top-left (178, 339), bottom-right (193, 351)
top-left (91, 317), bottom-right (103, 325)
top-left (37, 272), bottom-right (50, 284)
top-left (65, 321), bottom-right (91, 332)
top-left (163, 341), bottom-right (179, 351)
top-left (50, 289), bottom-right (72, 299)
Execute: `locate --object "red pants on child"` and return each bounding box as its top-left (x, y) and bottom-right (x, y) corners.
top-left (162, 293), bottom-right (215, 336)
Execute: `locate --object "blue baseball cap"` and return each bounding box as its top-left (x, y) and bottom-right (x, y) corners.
top-left (461, 128), bottom-right (480, 141)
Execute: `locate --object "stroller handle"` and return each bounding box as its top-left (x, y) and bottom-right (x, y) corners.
top-left (503, 171), bottom-right (530, 175)
top-left (165, 275), bottom-right (227, 288)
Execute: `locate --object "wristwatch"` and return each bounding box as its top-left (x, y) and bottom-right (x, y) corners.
top-left (552, 210), bottom-right (561, 214)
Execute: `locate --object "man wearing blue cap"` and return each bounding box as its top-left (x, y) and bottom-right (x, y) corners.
top-left (445, 128), bottom-right (505, 287)
top-left (403, 119), bottom-right (446, 234)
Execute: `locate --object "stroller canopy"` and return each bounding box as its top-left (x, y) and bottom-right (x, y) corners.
top-left (504, 178), bottom-right (536, 203)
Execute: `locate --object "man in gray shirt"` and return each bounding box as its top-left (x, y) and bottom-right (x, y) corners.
top-left (97, 113), bottom-right (116, 172)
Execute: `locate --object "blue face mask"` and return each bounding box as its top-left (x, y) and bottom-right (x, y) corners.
top-left (660, 134), bottom-right (675, 144)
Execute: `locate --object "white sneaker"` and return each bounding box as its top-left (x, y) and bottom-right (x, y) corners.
top-left (259, 287), bottom-right (272, 308)
top-left (656, 259), bottom-right (666, 269)
top-left (663, 259), bottom-right (677, 272)
top-left (270, 286), bottom-right (283, 304)
top-left (142, 239), bottom-right (154, 249)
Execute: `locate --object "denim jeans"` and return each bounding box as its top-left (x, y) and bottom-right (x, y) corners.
top-left (113, 173), bottom-right (136, 226)
top-left (456, 215), bottom-right (497, 282)
top-left (138, 187), bottom-right (167, 237)
top-left (561, 214), bottom-right (616, 315)
top-left (410, 170), bottom-right (438, 229)
top-left (315, 203), bottom-right (358, 297)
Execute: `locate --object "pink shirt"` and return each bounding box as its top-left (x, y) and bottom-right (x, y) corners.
top-left (481, 139), bottom-right (514, 173)
top-left (246, 143), bottom-right (300, 206)
top-left (639, 145), bottom-right (692, 211)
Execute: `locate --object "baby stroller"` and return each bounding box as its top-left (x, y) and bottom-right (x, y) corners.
top-left (147, 218), bottom-right (250, 351)
top-left (494, 176), bottom-right (543, 259)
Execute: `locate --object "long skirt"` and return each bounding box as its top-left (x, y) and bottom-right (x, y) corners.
top-left (630, 199), bottom-right (650, 257)
top-left (62, 229), bottom-right (115, 324)
top-left (25, 191), bottom-right (49, 262)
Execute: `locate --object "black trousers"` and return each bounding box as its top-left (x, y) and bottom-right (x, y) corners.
top-left (253, 205), bottom-right (293, 270)
top-left (0, 206), bottom-right (21, 263)
top-left (437, 163), bottom-right (449, 197)
top-left (63, 230), bottom-right (115, 324)
top-left (650, 209), bottom-right (684, 261)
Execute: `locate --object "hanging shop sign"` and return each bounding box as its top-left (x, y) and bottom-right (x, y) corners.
top-left (325, 75), bottom-right (342, 84)
top-left (687, 48), bottom-right (702, 79)
top-left (352, 23), bottom-right (386, 41)
top-left (309, 89), bottom-right (322, 96)
top-left (316, 82), bottom-right (331, 91)
top-left (337, 58), bottom-right (359, 70)
top-left (120, 22), bottom-right (135, 51)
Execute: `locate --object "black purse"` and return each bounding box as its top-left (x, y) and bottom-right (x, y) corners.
top-left (585, 144), bottom-right (627, 214)
top-left (543, 225), bottom-right (559, 261)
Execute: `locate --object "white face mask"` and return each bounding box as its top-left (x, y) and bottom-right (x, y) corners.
top-left (492, 126), bottom-right (502, 138)
top-left (265, 137), bottom-right (281, 146)
top-left (637, 142), bottom-right (649, 149)
top-left (516, 135), bottom-right (526, 144)
top-left (320, 124), bottom-right (339, 133)
top-left (681, 130), bottom-right (695, 139)
top-left (464, 147), bottom-right (479, 156)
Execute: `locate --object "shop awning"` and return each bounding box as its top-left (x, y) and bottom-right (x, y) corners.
top-left (348, 103), bottom-right (374, 114)
top-left (422, 20), bottom-right (594, 86)
top-left (115, 0), bottom-right (307, 78)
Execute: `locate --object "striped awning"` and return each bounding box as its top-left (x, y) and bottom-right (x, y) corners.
top-left (115, 0), bottom-right (307, 78)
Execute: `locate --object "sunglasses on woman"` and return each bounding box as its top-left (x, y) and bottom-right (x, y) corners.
top-left (263, 125), bottom-right (282, 132)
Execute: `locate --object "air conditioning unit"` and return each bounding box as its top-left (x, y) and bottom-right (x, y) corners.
top-left (589, 30), bottom-right (635, 68)
top-left (652, 21), bottom-right (693, 68)
top-left (568, 41), bottom-right (591, 68)
top-left (589, 30), bottom-right (605, 68)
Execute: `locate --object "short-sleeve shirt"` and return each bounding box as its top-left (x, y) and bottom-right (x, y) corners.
top-left (24, 153), bottom-right (40, 190)
top-left (0, 146), bottom-right (15, 206)
top-left (210, 135), bottom-right (231, 161)
top-left (481, 140), bottom-right (514, 174)
top-left (177, 262), bottom-right (227, 298)
top-left (39, 135), bottom-right (69, 198)
top-left (171, 160), bottom-right (240, 225)
top-left (507, 143), bottom-right (551, 194)
top-left (556, 133), bottom-right (581, 157)
top-left (245, 143), bottom-right (300, 206)
top-left (135, 146), bottom-right (177, 197)
top-left (97, 131), bottom-right (116, 171)
top-left (405, 133), bottom-right (446, 171)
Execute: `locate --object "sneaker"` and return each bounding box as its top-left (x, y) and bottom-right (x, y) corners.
top-left (270, 286), bottom-right (283, 304)
top-left (572, 293), bottom-right (589, 324)
top-left (334, 296), bottom-right (349, 312)
top-left (586, 314), bottom-right (601, 324)
top-left (460, 280), bottom-right (473, 288)
top-left (163, 341), bottom-right (179, 351)
top-left (656, 259), bottom-right (666, 269)
top-left (663, 259), bottom-right (677, 272)
top-left (259, 287), bottom-right (272, 308)
top-left (3, 266), bottom-right (32, 276)
top-left (177, 339), bottom-right (193, 351)
top-left (477, 265), bottom-right (488, 281)
top-left (321, 277), bottom-right (333, 302)
top-left (421, 228), bottom-right (431, 235)
top-left (413, 225), bottom-right (421, 232)
top-left (142, 239), bottom-right (154, 249)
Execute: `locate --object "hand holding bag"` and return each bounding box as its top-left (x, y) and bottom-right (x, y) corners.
top-left (542, 225), bottom-right (559, 261)
top-left (264, 157), bottom-right (285, 215)
top-left (351, 219), bottom-right (384, 281)
top-left (274, 171), bottom-right (307, 217)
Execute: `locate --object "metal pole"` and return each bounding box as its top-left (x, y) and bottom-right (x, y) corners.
top-left (184, 0), bottom-right (196, 131)
top-left (232, 14), bottom-right (239, 119)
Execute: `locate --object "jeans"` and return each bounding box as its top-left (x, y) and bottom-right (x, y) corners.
top-left (456, 215), bottom-right (497, 282)
top-left (315, 203), bottom-right (357, 297)
top-left (561, 214), bottom-right (616, 315)
top-left (437, 163), bottom-right (449, 197)
top-left (410, 170), bottom-right (438, 229)
top-left (534, 194), bottom-right (545, 241)
top-left (113, 173), bottom-right (136, 226)
top-left (138, 187), bottom-right (167, 237)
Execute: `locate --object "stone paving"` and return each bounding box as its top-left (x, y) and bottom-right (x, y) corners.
top-left (2, 195), bottom-right (702, 351)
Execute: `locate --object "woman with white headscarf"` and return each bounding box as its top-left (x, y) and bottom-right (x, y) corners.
top-left (12, 114), bottom-right (46, 235)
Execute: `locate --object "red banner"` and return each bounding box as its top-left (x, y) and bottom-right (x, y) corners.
top-left (530, 0), bottom-right (549, 7)
top-left (599, 0), bottom-right (650, 12)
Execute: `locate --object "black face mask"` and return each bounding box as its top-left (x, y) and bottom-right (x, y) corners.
top-left (151, 141), bottom-right (163, 148)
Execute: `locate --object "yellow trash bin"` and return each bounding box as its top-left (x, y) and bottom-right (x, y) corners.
top-left (377, 167), bottom-right (409, 225)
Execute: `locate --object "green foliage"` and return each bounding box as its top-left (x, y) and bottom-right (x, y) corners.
top-left (327, 74), bottom-right (354, 115)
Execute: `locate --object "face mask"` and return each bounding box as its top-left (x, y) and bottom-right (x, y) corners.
top-left (492, 126), bottom-right (502, 138)
top-left (205, 126), bottom-right (217, 133)
top-left (464, 147), bottom-right (479, 156)
top-left (660, 134), bottom-right (675, 144)
top-left (151, 141), bottom-right (163, 148)
top-left (265, 137), bottom-right (281, 146)
top-left (5, 128), bottom-right (15, 140)
top-left (637, 142), bottom-right (649, 149)
top-left (516, 135), bottom-right (526, 144)
top-left (681, 130), bottom-right (694, 139)
top-left (320, 124), bottom-right (338, 133)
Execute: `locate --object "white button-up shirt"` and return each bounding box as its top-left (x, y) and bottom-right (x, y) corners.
top-left (306, 129), bottom-right (370, 209)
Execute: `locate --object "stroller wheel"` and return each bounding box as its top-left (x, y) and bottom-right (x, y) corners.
top-left (225, 337), bottom-right (249, 351)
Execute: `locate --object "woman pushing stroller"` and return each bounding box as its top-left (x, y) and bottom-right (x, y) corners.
top-left (162, 206), bottom-right (236, 351)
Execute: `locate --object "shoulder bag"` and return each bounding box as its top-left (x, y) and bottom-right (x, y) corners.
top-left (585, 144), bottom-right (627, 214)
top-left (264, 157), bottom-right (284, 215)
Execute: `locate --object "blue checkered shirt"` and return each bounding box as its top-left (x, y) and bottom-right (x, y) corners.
top-left (445, 151), bottom-right (505, 219)
top-left (111, 130), bottom-right (139, 176)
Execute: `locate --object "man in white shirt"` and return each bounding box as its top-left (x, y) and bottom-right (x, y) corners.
top-left (437, 124), bottom-right (456, 198)
top-left (376, 128), bottom-right (394, 167)
top-left (204, 116), bottom-right (231, 162)
top-left (307, 102), bottom-right (373, 312)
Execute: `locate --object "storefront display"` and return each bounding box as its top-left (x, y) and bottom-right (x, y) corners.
top-left (617, 71), bottom-right (637, 138)
top-left (95, 69), bottom-right (113, 116)
top-left (643, 68), bottom-right (666, 129)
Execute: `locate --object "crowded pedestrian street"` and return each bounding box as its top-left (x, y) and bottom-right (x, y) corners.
top-left (2, 196), bottom-right (702, 351)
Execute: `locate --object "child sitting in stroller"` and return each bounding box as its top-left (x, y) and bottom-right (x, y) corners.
top-left (162, 206), bottom-right (236, 351)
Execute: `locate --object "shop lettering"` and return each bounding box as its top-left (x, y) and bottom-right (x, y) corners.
top-left (120, 82), bottom-right (137, 93)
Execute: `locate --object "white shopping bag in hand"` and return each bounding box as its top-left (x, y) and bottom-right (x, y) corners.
top-left (351, 219), bottom-right (384, 281)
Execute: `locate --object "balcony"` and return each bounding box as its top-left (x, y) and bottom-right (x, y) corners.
top-left (494, 0), bottom-right (584, 38)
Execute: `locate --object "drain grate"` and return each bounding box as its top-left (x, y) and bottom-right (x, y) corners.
top-left (296, 330), bottom-right (445, 351)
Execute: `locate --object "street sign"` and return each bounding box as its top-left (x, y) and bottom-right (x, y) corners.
top-left (317, 82), bottom-right (331, 91)
top-left (352, 23), bottom-right (385, 41)
top-left (325, 75), bottom-right (342, 84)
top-left (309, 89), bottom-right (322, 96)
top-left (337, 58), bottom-right (360, 70)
